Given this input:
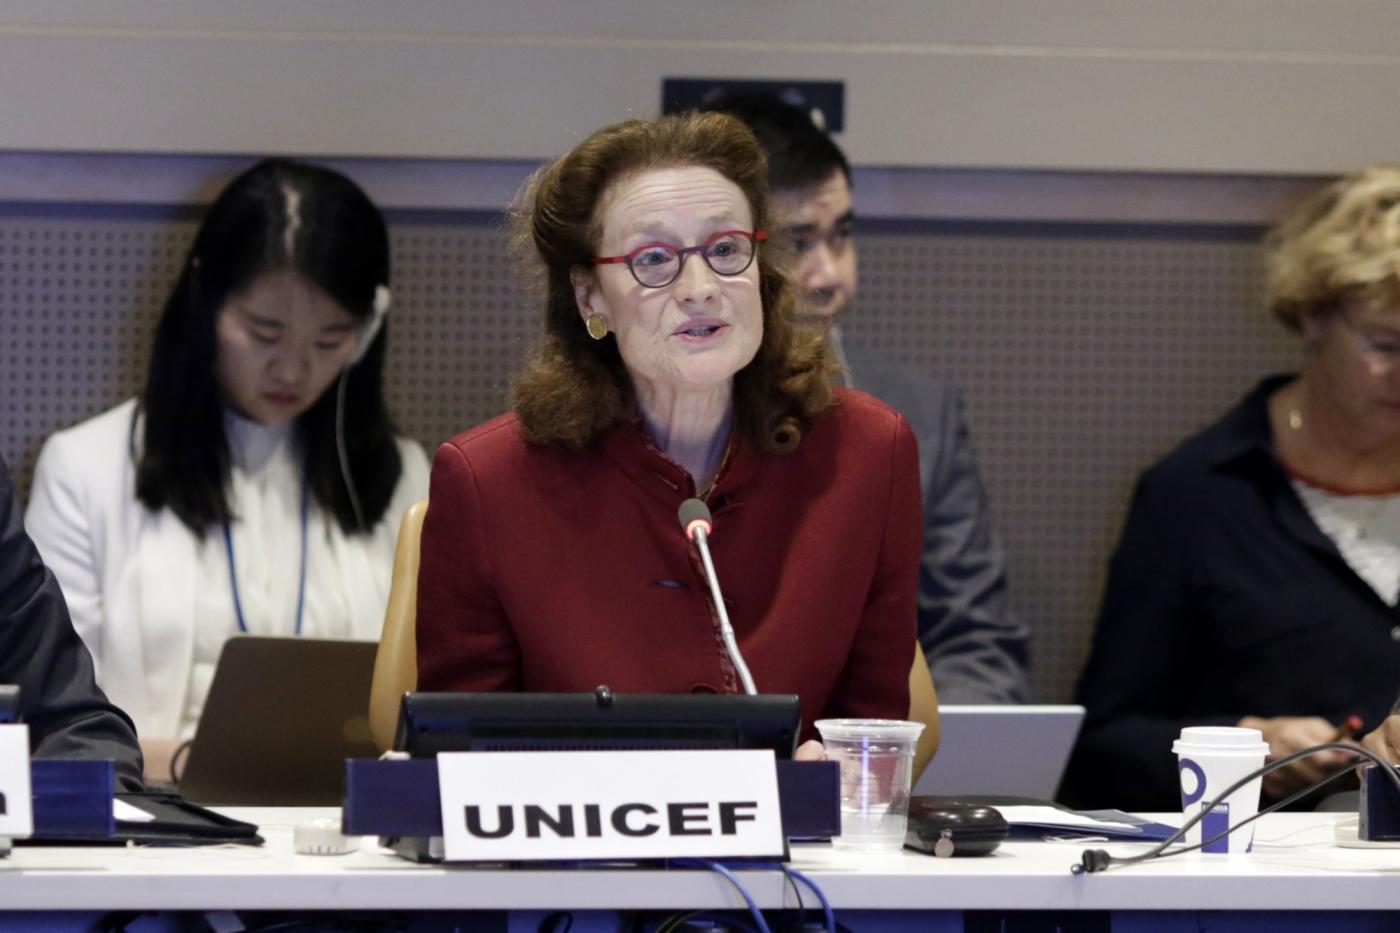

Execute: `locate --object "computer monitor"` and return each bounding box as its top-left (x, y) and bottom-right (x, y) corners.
top-left (393, 688), bottom-right (801, 759)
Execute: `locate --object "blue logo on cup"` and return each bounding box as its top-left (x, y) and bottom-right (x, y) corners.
top-left (1179, 757), bottom-right (1207, 806)
top-left (1202, 802), bottom-right (1230, 853)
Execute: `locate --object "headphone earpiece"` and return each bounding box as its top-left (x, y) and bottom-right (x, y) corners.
top-left (349, 285), bottom-right (391, 366)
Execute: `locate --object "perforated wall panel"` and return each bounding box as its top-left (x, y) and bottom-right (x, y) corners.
top-left (2, 216), bottom-right (189, 484)
top-left (380, 217), bottom-right (534, 458)
top-left (0, 208), bottom-right (1299, 702)
top-left (0, 212), bottom-right (534, 494)
top-left (847, 225), bottom-right (1298, 700)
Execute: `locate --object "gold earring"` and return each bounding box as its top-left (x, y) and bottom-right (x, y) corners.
top-left (586, 314), bottom-right (609, 340)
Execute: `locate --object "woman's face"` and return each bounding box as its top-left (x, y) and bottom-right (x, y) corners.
top-left (573, 165), bottom-right (764, 398)
top-left (1306, 301), bottom-right (1400, 444)
top-left (214, 270), bottom-right (361, 426)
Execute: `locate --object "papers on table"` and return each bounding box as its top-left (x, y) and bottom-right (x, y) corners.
top-left (114, 799), bottom-right (155, 823)
top-left (998, 806), bottom-right (1177, 841)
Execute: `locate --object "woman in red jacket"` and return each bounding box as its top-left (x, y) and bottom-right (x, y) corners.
top-left (415, 112), bottom-right (921, 741)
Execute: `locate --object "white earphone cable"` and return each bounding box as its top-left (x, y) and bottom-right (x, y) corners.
top-left (335, 369), bottom-right (366, 530)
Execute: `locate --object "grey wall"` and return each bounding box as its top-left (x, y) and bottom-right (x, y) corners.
top-left (4, 1), bottom-right (1400, 174)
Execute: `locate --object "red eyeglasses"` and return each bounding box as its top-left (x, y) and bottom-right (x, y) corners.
top-left (593, 230), bottom-right (767, 288)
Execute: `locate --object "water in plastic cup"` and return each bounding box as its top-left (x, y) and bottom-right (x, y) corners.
top-left (1172, 726), bottom-right (1268, 854)
top-left (815, 718), bottom-right (925, 852)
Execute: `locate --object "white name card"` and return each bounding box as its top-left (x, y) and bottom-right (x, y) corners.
top-left (0, 725), bottom-right (33, 838)
top-left (437, 749), bottom-right (784, 862)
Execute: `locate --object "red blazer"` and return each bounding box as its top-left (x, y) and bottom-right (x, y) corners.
top-left (416, 387), bottom-right (920, 739)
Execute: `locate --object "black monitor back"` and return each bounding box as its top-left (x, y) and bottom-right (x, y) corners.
top-left (394, 691), bottom-right (800, 759)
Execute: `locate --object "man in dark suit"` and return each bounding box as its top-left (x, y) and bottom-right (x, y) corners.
top-left (1, 455), bottom-right (142, 790)
top-left (710, 95), bottom-right (1030, 703)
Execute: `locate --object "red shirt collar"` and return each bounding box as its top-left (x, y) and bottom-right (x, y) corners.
top-left (598, 414), bottom-right (756, 512)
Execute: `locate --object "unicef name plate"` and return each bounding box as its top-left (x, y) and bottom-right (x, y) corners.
top-left (436, 749), bottom-right (784, 862)
top-left (0, 725), bottom-right (33, 839)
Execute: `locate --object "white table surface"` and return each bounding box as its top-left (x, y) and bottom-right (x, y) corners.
top-left (2, 810), bottom-right (1398, 912)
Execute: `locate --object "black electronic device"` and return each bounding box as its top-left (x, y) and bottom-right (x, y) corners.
top-left (394, 689), bottom-right (800, 758)
top-left (660, 78), bottom-right (845, 132)
top-left (0, 687), bottom-right (21, 857)
top-left (904, 797), bottom-right (1009, 857)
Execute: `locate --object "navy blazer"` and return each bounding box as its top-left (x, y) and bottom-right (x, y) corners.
top-left (1062, 376), bottom-right (1400, 811)
top-left (843, 344), bottom-right (1029, 704)
top-left (1, 456), bottom-right (142, 791)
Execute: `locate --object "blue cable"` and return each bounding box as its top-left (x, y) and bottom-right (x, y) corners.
top-left (779, 864), bottom-right (835, 933)
top-left (745, 861), bottom-right (834, 933)
top-left (678, 858), bottom-right (773, 933)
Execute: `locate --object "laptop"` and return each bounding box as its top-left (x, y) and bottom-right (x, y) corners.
top-left (913, 705), bottom-right (1085, 799)
top-left (178, 636), bottom-right (380, 806)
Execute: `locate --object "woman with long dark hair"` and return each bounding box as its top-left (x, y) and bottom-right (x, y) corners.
top-left (25, 159), bottom-right (429, 779)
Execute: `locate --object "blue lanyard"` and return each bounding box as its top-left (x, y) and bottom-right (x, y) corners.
top-left (222, 478), bottom-right (310, 636)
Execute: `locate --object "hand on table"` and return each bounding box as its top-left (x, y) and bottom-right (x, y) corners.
top-left (794, 739), bottom-right (824, 762)
top-left (1238, 715), bottom-right (1357, 800)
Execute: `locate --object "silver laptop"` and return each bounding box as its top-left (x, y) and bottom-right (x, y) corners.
top-left (913, 704), bottom-right (1085, 799)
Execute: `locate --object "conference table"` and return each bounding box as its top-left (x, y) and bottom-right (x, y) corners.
top-left (2, 809), bottom-right (1398, 931)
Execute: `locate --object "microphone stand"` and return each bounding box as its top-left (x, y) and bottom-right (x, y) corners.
top-left (679, 499), bottom-right (758, 696)
top-left (690, 521), bottom-right (758, 696)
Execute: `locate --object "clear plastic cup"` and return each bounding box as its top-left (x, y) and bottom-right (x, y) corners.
top-left (1172, 726), bottom-right (1269, 854)
top-left (815, 718), bottom-right (925, 852)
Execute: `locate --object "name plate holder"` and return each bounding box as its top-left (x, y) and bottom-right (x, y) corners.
top-left (344, 756), bottom-right (840, 863)
top-left (30, 759), bottom-right (117, 840)
top-left (1360, 764), bottom-right (1400, 841)
top-left (0, 725), bottom-right (34, 856)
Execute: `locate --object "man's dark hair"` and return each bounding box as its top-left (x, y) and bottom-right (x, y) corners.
top-left (698, 93), bottom-right (850, 191)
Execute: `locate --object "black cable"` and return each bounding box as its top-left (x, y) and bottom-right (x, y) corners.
top-left (779, 862), bottom-right (807, 929)
top-left (1072, 742), bottom-right (1400, 874)
top-left (778, 864), bottom-right (834, 933)
top-left (1074, 743), bottom-right (1400, 873)
top-left (650, 911), bottom-right (700, 933)
top-left (537, 911), bottom-right (573, 933)
top-left (678, 859), bottom-right (772, 933)
top-left (1071, 744), bottom-right (1345, 874)
top-left (1087, 758), bottom-right (1355, 870)
top-left (746, 860), bottom-right (820, 933)
top-left (669, 914), bottom-right (762, 933)
top-left (168, 738), bottom-right (194, 786)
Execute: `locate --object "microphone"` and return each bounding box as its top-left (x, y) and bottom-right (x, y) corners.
top-left (679, 498), bottom-right (712, 543)
top-left (677, 498), bottom-right (757, 696)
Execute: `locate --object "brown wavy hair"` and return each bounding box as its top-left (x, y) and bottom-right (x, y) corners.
top-left (510, 111), bottom-right (833, 453)
top-left (1268, 166), bottom-right (1400, 331)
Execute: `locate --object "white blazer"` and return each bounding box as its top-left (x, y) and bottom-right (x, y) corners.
top-left (23, 399), bottom-right (430, 741)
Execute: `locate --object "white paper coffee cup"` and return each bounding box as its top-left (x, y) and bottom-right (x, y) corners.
top-left (1172, 726), bottom-right (1269, 854)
